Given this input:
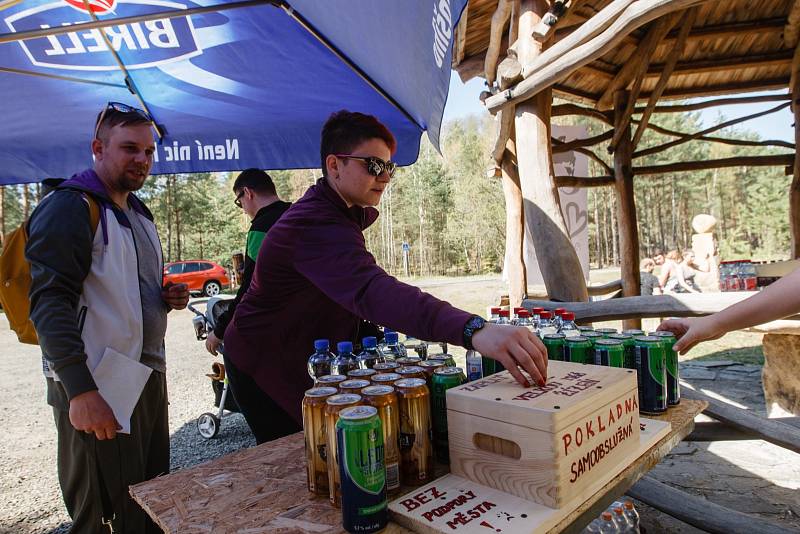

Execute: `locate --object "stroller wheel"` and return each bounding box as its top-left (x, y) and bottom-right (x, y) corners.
top-left (197, 412), bottom-right (220, 439)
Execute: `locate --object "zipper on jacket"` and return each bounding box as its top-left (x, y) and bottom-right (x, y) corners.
top-left (77, 306), bottom-right (88, 334)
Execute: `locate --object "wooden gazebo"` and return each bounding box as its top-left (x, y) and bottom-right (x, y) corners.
top-left (451, 0), bottom-right (799, 325)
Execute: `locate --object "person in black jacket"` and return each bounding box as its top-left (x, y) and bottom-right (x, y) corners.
top-left (205, 169), bottom-right (290, 355)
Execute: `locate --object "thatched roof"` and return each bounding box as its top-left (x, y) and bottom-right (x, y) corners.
top-left (454, 0), bottom-right (797, 107)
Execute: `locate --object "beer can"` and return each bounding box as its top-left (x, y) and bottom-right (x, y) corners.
top-left (564, 336), bottom-right (592, 364)
top-left (481, 354), bottom-right (504, 377)
top-left (396, 366), bottom-right (426, 381)
top-left (634, 336), bottom-right (667, 414)
top-left (373, 361), bottom-right (400, 373)
top-left (593, 338), bottom-right (626, 368)
top-left (348, 368), bottom-right (377, 380)
top-left (316, 374), bottom-right (347, 389)
top-left (577, 326), bottom-right (595, 334)
top-left (419, 360), bottom-right (445, 389)
top-left (371, 372), bottom-right (402, 385)
top-left (394, 378), bottom-right (433, 486)
top-left (361, 385), bottom-right (401, 496)
top-left (336, 406), bottom-right (387, 533)
top-left (339, 379), bottom-right (371, 394)
top-left (594, 328), bottom-right (618, 338)
top-left (543, 333), bottom-right (566, 361)
top-left (324, 393), bottom-right (362, 507)
top-left (608, 333), bottom-right (636, 369)
top-left (650, 331), bottom-right (680, 405)
top-left (431, 367), bottom-right (466, 462)
top-left (302, 386), bottom-right (338, 496)
top-left (465, 350), bottom-right (483, 381)
top-left (622, 329), bottom-right (645, 337)
top-left (428, 353), bottom-right (456, 367)
top-left (581, 331), bottom-right (604, 346)
top-left (395, 356), bottom-right (422, 367)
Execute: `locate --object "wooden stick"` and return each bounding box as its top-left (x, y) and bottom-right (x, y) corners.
top-left (533, 0), bottom-right (575, 42)
top-left (485, 0), bottom-right (513, 87)
top-left (633, 94), bottom-right (792, 114)
top-left (791, 43), bottom-right (800, 259)
top-left (573, 147), bottom-right (614, 175)
top-left (552, 103), bottom-right (613, 125)
top-left (786, 0), bottom-right (800, 48)
top-left (555, 175), bottom-right (615, 188)
top-left (632, 7), bottom-right (697, 149)
top-left (640, 119), bottom-right (795, 149)
top-left (599, 12), bottom-right (681, 113)
top-left (635, 154), bottom-right (795, 174)
top-left (487, 0), bottom-right (714, 113)
top-left (633, 102), bottom-right (791, 159)
top-left (587, 279), bottom-right (623, 296)
top-left (501, 133), bottom-right (527, 307)
top-left (493, 108), bottom-right (516, 164)
top-left (552, 130), bottom-right (613, 152)
top-left (641, 77), bottom-right (791, 101)
top-left (646, 50), bottom-right (794, 78)
top-left (452, 2), bottom-right (469, 67)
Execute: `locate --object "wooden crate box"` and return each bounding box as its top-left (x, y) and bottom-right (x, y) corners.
top-left (445, 361), bottom-right (640, 508)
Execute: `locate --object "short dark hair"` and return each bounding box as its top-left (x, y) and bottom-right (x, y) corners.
top-left (95, 108), bottom-right (152, 142)
top-left (232, 168), bottom-right (276, 195)
top-left (320, 110), bottom-right (397, 176)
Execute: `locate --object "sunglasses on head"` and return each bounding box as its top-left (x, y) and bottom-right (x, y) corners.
top-left (94, 102), bottom-right (154, 140)
top-left (335, 154), bottom-right (397, 178)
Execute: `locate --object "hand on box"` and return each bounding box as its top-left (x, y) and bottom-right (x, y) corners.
top-left (472, 323), bottom-right (548, 387)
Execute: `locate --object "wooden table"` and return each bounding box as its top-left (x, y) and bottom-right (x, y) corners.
top-left (130, 400), bottom-right (706, 534)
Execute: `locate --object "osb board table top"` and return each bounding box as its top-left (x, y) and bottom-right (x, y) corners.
top-left (130, 399), bottom-right (706, 534)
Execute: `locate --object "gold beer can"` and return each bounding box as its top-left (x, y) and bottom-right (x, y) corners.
top-left (371, 372), bottom-right (402, 385)
top-left (419, 360), bottom-right (445, 388)
top-left (315, 374), bottom-right (347, 388)
top-left (427, 353), bottom-right (456, 367)
top-left (373, 361), bottom-right (400, 373)
top-left (339, 379), bottom-right (371, 394)
top-left (324, 393), bottom-right (362, 507)
top-left (361, 384), bottom-right (401, 496)
top-left (394, 378), bottom-right (433, 486)
top-left (301, 386), bottom-right (338, 496)
top-left (395, 356), bottom-right (422, 367)
top-left (347, 368), bottom-right (377, 380)
top-left (396, 365), bottom-right (426, 381)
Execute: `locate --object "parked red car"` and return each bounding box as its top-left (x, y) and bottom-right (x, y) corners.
top-left (163, 260), bottom-right (230, 297)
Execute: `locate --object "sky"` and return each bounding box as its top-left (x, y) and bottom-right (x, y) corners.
top-left (442, 72), bottom-right (795, 143)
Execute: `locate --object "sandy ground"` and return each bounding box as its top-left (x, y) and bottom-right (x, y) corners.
top-left (1, 275), bottom-right (798, 533)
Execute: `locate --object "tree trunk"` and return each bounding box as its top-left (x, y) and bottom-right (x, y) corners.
top-left (23, 184), bottom-right (30, 220)
top-left (501, 134), bottom-right (527, 306)
top-left (0, 186), bottom-right (5, 246)
top-left (792, 47), bottom-right (800, 257)
top-left (514, 0), bottom-right (588, 303)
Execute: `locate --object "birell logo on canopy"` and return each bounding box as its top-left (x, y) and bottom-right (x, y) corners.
top-left (5, 0), bottom-right (202, 71)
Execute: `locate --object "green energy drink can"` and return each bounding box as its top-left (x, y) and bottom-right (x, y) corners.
top-left (622, 329), bottom-right (645, 337)
top-left (581, 331), bottom-right (604, 346)
top-left (431, 367), bottom-right (466, 462)
top-left (593, 338), bottom-right (626, 368)
top-left (578, 325), bottom-right (595, 334)
top-left (336, 405), bottom-right (387, 533)
top-left (564, 336), bottom-right (592, 364)
top-left (481, 354), bottom-right (505, 376)
top-left (543, 333), bottom-right (566, 361)
top-left (594, 328), bottom-right (618, 338)
top-left (608, 333), bottom-right (636, 369)
top-left (428, 353), bottom-right (456, 368)
top-left (634, 336), bottom-right (667, 414)
top-left (650, 331), bottom-right (680, 406)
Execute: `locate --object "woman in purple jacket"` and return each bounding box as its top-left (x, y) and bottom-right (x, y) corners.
top-left (223, 111), bottom-right (547, 444)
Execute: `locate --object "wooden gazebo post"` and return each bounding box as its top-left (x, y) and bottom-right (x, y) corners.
top-left (514, 0), bottom-right (589, 303)
top-left (791, 42), bottom-right (800, 259)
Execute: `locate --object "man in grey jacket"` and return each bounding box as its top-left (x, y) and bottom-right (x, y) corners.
top-left (26, 102), bottom-right (189, 533)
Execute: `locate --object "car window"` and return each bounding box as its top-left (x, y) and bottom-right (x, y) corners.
top-left (183, 262), bottom-right (201, 273)
top-left (165, 263), bottom-right (183, 275)
top-left (200, 262), bottom-right (214, 271)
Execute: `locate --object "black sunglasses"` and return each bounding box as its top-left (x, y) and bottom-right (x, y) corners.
top-left (335, 154), bottom-right (397, 178)
top-left (234, 189), bottom-right (246, 208)
top-left (94, 102), bottom-right (154, 140)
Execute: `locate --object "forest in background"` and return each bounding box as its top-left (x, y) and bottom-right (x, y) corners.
top-left (0, 102), bottom-right (792, 276)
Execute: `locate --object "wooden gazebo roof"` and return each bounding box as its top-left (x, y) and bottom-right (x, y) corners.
top-left (454, 0), bottom-right (797, 108)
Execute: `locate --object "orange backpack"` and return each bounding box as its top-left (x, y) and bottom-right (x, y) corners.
top-left (0, 194), bottom-right (100, 344)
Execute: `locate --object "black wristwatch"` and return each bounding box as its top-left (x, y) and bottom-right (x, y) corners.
top-left (462, 315), bottom-right (486, 350)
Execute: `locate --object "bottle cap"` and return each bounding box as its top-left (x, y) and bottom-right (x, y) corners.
top-left (384, 331), bottom-right (399, 343)
top-left (362, 336), bottom-right (377, 348)
top-left (314, 339), bottom-right (329, 351)
top-left (337, 341), bottom-right (353, 353)
top-left (562, 312), bottom-right (575, 321)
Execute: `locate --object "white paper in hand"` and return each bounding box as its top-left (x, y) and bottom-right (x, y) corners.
top-left (92, 347), bottom-right (152, 434)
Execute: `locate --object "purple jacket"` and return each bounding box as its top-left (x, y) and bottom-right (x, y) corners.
top-left (224, 178), bottom-right (472, 423)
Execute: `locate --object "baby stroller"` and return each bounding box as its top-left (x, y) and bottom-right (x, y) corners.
top-left (187, 296), bottom-right (240, 439)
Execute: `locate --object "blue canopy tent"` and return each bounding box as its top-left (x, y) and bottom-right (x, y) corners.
top-left (0, 0), bottom-right (466, 184)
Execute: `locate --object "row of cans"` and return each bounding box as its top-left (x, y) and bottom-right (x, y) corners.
top-left (542, 329), bottom-right (680, 414)
top-left (302, 366), bottom-right (466, 533)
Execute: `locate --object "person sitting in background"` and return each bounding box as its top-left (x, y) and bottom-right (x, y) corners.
top-left (675, 250), bottom-right (709, 294)
top-left (660, 250), bottom-right (685, 293)
top-left (640, 258), bottom-right (661, 296)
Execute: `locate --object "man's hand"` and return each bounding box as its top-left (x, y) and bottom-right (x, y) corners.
top-left (472, 323), bottom-right (548, 387)
top-left (162, 281), bottom-right (189, 310)
top-left (69, 390), bottom-right (121, 440)
top-left (205, 331), bottom-right (222, 356)
top-left (657, 316), bottom-right (724, 354)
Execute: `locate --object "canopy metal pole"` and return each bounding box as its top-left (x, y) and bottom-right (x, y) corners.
top-left (0, 66), bottom-right (127, 88)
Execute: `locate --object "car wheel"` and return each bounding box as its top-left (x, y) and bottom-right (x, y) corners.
top-left (203, 281), bottom-right (221, 297)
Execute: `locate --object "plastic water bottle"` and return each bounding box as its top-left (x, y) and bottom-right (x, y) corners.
top-left (497, 310), bottom-right (511, 325)
top-left (597, 512), bottom-right (620, 533)
top-left (611, 506), bottom-right (632, 533)
top-left (517, 310), bottom-right (536, 334)
top-left (358, 336), bottom-right (384, 369)
top-left (623, 501), bottom-right (640, 533)
top-left (331, 341), bottom-right (360, 376)
top-left (489, 307), bottom-right (501, 323)
top-left (512, 307), bottom-right (526, 325)
top-left (581, 518), bottom-right (602, 533)
top-left (559, 311), bottom-right (580, 338)
top-left (379, 331), bottom-right (407, 360)
top-left (538, 311), bottom-right (557, 337)
top-left (307, 339), bottom-right (334, 379)
top-left (553, 307), bottom-right (566, 330)
top-left (531, 307), bottom-right (544, 328)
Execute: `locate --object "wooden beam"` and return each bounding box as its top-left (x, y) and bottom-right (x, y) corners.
top-left (554, 175), bottom-right (615, 188)
top-left (552, 129), bottom-right (613, 152)
top-left (632, 7), bottom-right (697, 149)
top-left (641, 77), bottom-right (791, 101)
top-left (533, 0), bottom-right (575, 42)
top-left (587, 279), bottom-right (623, 296)
top-left (598, 12), bottom-right (681, 112)
top-left (785, 0), bottom-right (800, 48)
top-left (645, 50), bottom-right (794, 78)
top-left (515, 0), bottom-right (588, 303)
top-left (552, 103), bottom-right (613, 125)
top-left (486, 0), bottom-right (714, 113)
top-left (613, 91), bottom-right (641, 330)
top-left (792, 43), bottom-right (800, 259)
top-left (553, 84), bottom-right (601, 105)
top-left (638, 119), bottom-right (795, 149)
top-left (451, 2), bottom-right (469, 67)
top-left (572, 147), bottom-right (614, 175)
top-left (493, 108), bottom-right (516, 164)
top-left (501, 133), bottom-right (527, 308)
top-left (633, 102), bottom-right (791, 159)
top-left (635, 154), bottom-right (795, 174)
top-left (629, 476), bottom-right (795, 534)
top-left (632, 93), bottom-right (791, 114)
top-left (687, 418), bottom-right (800, 442)
top-left (485, 0), bottom-right (513, 87)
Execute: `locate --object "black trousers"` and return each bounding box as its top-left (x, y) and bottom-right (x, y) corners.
top-left (49, 371), bottom-right (169, 534)
top-left (222, 353), bottom-right (301, 444)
